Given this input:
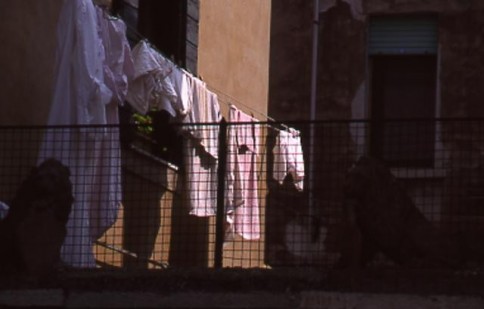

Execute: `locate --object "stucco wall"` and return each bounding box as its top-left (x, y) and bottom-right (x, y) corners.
top-left (0, 0), bottom-right (62, 200)
top-left (198, 0), bottom-right (271, 118)
top-left (0, 0), bottom-right (61, 125)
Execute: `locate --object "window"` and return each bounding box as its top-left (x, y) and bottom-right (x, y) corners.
top-left (368, 16), bottom-right (438, 168)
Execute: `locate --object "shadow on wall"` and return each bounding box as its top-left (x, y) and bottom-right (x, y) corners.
top-left (0, 159), bottom-right (73, 279)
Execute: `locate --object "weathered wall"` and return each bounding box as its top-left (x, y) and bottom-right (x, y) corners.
top-left (268, 0), bottom-right (314, 121)
top-left (267, 0), bottom-right (484, 268)
top-left (269, 0), bottom-right (484, 121)
top-left (198, 0), bottom-right (271, 118)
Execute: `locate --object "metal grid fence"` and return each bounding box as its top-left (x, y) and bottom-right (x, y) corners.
top-left (1, 119), bottom-right (484, 274)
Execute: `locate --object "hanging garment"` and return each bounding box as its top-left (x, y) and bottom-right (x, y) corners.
top-left (125, 40), bottom-right (178, 115)
top-left (97, 6), bottom-right (135, 108)
top-left (164, 67), bottom-right (192, 118)
top-left (38, 0), bottom-right (133, 268)
top-left (184, 76), bottom-right (221, 217)
top-left (184, 77), bottom-right (221, 158)
top-left (225, 106), bottom-right (260, 240)
top-left (273, 129), bottom-right (305, 191)
top-left (89, 6), bottom-right (135, 240)
top-left (184, 139), bottom-right (219, 217)
top-left (46, 0), bottom-right (112, 128)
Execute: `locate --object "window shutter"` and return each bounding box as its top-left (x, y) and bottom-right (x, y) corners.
top-left (369, 16), bottom-right (438, 55)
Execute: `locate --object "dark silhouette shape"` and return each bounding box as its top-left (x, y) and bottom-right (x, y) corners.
top-left (339, 156), bottom-right (459, 269)
top-left (0, 158), bottom-right (73, 278)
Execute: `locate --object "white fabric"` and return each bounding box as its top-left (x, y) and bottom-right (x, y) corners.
top-left (90, 6), bottom-right (134, 240)
top-left (184, 139), bottom-right (219, 217)
top-left (47, 0), bottom-right (112, 128)
top-left (185, 77), bottom-right (221, 158)
top-left (126, 41), bottom-right (178, 115)
top-left (203, 91), bottom-right (222, 159)
top-left (273, 129), bottom-right (305, 191)
top-left (38, 0), bottom-right (133, 268)
top-left (97, 7), bottom-right (135, 107)
top-left (163, 67), bottom-right (192, 117)
top-left (183, 75), bottom-right (221, 217)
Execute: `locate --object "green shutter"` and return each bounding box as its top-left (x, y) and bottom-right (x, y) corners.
top-left (369, 16), bottom-right (437, 55)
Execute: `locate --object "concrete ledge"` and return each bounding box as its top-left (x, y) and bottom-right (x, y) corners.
top-left (65, 291), bottom-right (297, 308)
top-left (300, 292), bottom-right (484, 309)
top-left (0, 289), bottom-right (64, 307)
top-left (1, 289), bottom-right (484, 308)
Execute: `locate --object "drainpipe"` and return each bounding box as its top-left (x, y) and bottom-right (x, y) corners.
top-left (308, 0), bottom-right (320, 224)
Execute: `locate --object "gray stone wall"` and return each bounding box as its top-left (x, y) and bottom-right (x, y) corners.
top-left (269, 0), bottom-right (484, 120)
top-left (267, 0), bottom-right (484, 268)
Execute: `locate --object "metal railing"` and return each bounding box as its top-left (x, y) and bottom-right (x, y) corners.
top-left (1, 119), bottom-right (484, 274)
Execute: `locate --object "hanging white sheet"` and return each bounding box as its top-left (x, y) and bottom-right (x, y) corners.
top-left (183, 75), bottom-right (222, 217)
top-left (225, 105), bottom-right (260, 240)
top-left (38, 0), bottom-right (134, 268)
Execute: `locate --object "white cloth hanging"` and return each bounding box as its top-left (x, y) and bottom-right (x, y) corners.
top-left (126, 41), bottom-right (193, 118)
top-left (38, 0), bottom-right (133, 268)
top-left (225, 105), bottom-right (260, 240)
top-left (184, 76), bottom-right (221, 158)
top-left (273, 129), bottom-right (305, 191)
top-left (183, 75), bottom-right (222, 217)
top-left (89, 6), bottom-right (134, 240)
top-left (125, 40), bottom-right (178, 115)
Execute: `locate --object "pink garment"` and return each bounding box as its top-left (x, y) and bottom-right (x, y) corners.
top-left (273, 129), bottom-right (305, 191)
top-left (225, 106), bottom-right (260, 240)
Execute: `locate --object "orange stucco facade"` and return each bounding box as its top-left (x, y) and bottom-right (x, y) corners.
top-left (198, 0), bottom-right (271, 119)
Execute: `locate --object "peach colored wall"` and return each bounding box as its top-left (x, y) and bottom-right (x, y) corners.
top-left (198, 0), bottom-right (271, 120)
top-left (0, 1), bottom-right (62, 200)
top-left (0, 0), bottom-right (61, 125)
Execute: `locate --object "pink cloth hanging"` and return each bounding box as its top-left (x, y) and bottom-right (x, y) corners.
top-left (225, 106), bottom-right (260, 240)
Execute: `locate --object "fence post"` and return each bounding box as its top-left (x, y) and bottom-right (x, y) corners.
top-left (214, 119), bottom-right (227, 268)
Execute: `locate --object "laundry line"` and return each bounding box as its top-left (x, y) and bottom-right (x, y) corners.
top-left (121, 16), bottom-right (195, 76)
top-left (207, 86), bottom-right (300, 137)
top-left (112, 8), bottom-right (300, 137)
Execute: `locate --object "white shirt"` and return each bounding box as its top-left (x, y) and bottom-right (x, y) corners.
top-left (273, 129), bottom-right (305, 191)
top-left (126, 41), bottom-right (178, 115)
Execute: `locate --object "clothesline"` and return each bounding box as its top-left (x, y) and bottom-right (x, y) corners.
top-left (208, 86), bottom-right (298, 136)
top-left (107, 6), bottom-right (300, 137)
top-left (120, 15), bottom-right (192, 75)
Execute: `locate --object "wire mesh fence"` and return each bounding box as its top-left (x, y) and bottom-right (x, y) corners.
top-left (1, 119), bottom-right (484, 274)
